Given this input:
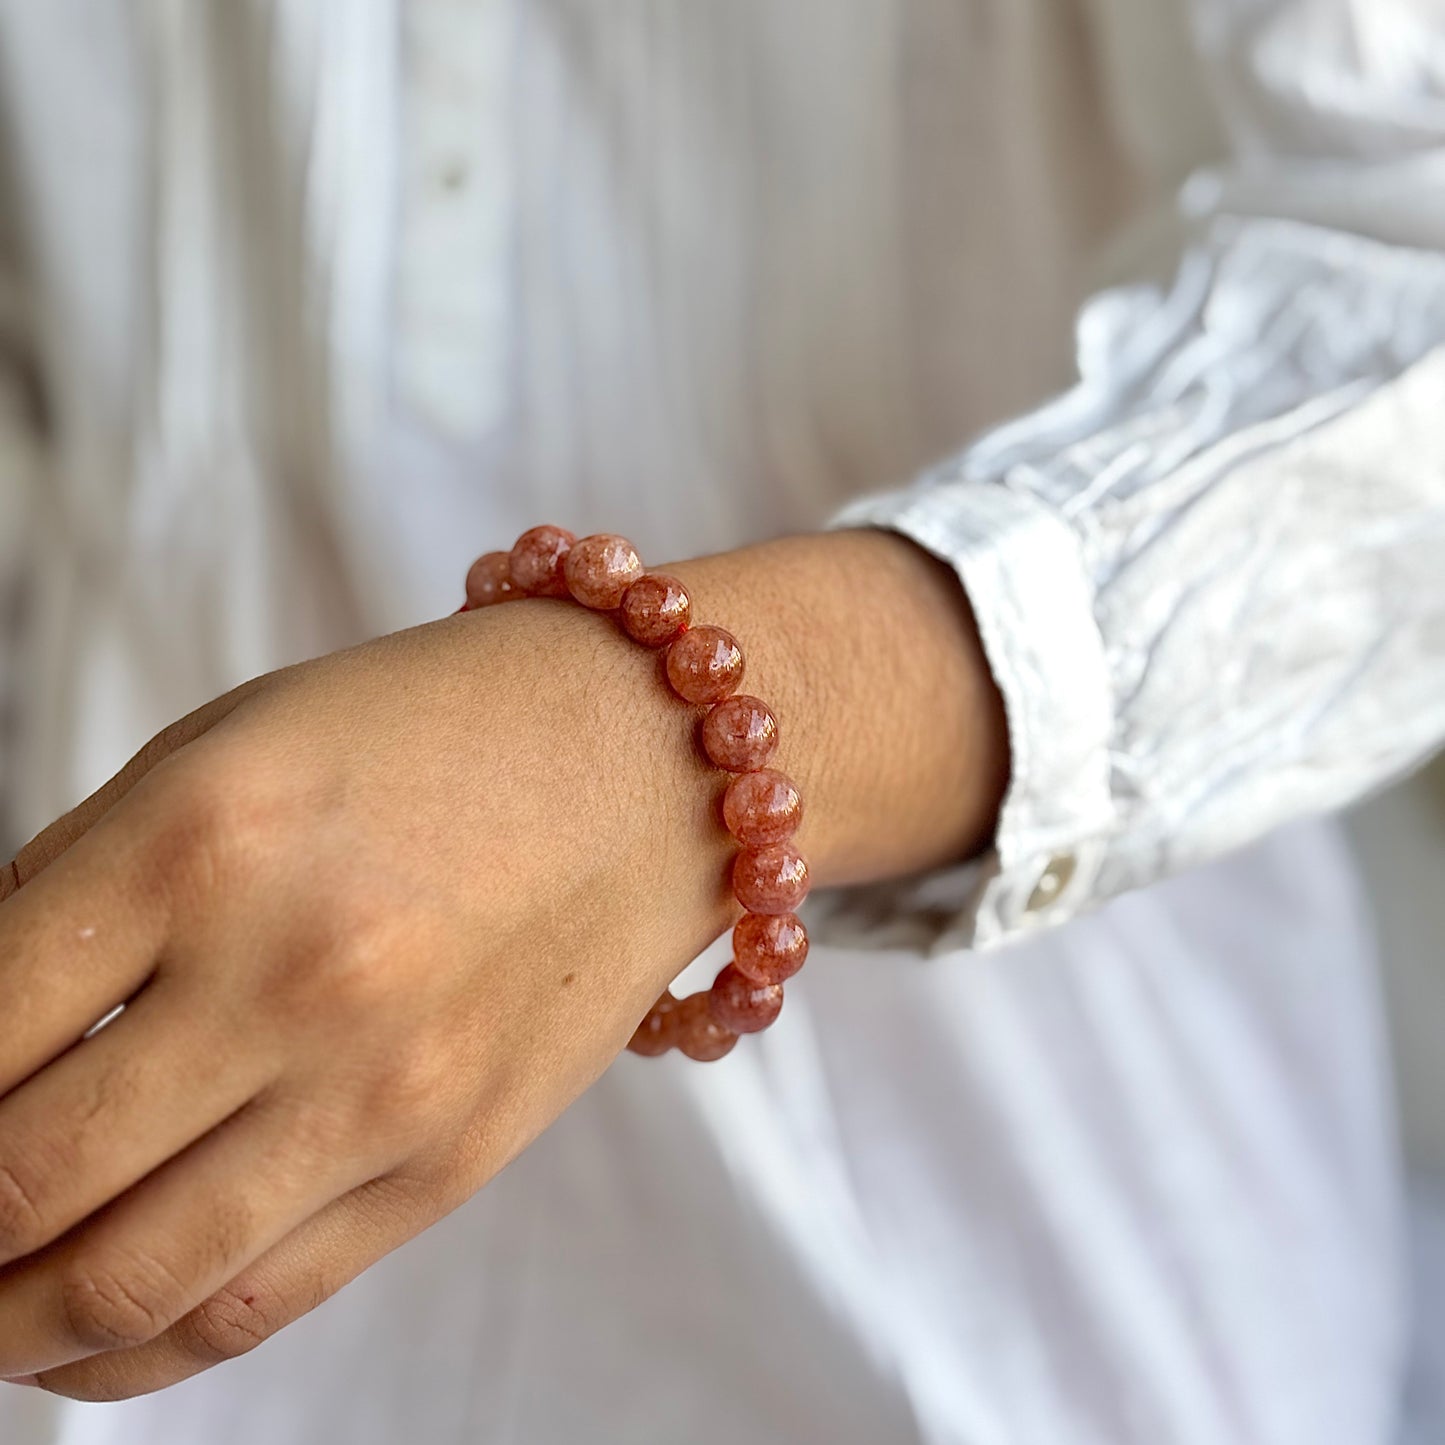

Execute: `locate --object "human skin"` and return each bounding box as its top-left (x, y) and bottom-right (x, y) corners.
top-left (0, 527), bottom-right (1008, 1400)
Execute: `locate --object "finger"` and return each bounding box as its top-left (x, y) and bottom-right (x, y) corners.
top-left (28, 1172), bottom-right (437, 1401)
top-left (0, 974), bottom-right (278, 1268)
top-left (2, 675), bottom-right (268, 898)
top-left (0, 805), bottom-right (171, 1096)
top-left (0, 1084), bottom-right (381, 1378)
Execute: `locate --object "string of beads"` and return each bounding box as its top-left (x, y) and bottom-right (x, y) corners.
top-left (459, 527), bottom-right (810, 1061)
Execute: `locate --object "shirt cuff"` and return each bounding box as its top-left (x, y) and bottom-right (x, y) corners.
top-left (816, 477), bottom-right (1116, 951)
top-left (812, 217), bottom-right (1445, 954)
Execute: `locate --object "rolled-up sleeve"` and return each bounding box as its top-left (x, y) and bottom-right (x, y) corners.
top-left (820, 0), bottom-right (1445, 951)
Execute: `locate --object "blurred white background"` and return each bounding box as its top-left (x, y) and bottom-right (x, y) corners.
top-left (1348, 760), bottom-right (1445, 1443)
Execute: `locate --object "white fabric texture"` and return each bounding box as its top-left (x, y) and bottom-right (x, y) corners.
top-left (0, 1), bottom-right (1429, 1442)
top-left (829, 225), bottom-right (1445, 949)
top-left (825, 0), bottom-right (1445, 949)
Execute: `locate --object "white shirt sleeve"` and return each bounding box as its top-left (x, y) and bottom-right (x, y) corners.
top-left (819, 0), bottom-right (1445, 951)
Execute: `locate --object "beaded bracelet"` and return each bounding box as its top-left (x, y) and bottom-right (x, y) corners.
top-left (458, 526), bottom-right (809, 1062)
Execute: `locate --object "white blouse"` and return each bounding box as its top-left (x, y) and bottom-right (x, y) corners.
top-left (0, 1), bottom-right (1437, 1442)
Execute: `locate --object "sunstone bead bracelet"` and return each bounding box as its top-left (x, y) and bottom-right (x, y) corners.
top-left (458, 526), bottom-right (810, 1062)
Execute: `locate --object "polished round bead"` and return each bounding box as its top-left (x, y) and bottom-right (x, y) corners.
top-left (732, 912), bottom-right (809, 986)
top-left (465, 551), bottom-right (516, 609)
top-left (732, 843), bottom-right (810, 914)
top-left (722, 768), bottom-right (803, 847)
top-left (665, 625), bottom-right (744, 704)
top-left (508, 525), bottom-right (575, 597)
top-left (673, 991), bottom-right (739, 1062)
top-left (627, 991), bottom-right (681, 1057)
top-left (701, 695), bottom-right (778, 772)
top-left (619, 573), bottom-right (692, 647)
top-left (564, 533), bottom-right (643, 610)
top-left (708, 963), bottom-right (784, 1034)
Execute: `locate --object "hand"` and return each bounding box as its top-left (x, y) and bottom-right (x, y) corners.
top-left (0, 530), bottom-right (1006, 1400)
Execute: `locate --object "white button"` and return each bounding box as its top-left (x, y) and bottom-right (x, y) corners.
top-left (1025, 854), bottom-right (1077, 913)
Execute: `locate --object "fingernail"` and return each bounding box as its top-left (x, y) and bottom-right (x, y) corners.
top-left (2, 1375), bottom-right (39, 1387)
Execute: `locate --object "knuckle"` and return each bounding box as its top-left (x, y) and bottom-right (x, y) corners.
top-left (315, 913), bottom-right (400, 1004)
top-left (0, 1157), bottom-right (50, 1257)
top-left (161, 785), bottom-right (251, 888)
top-left (367, 1037), bottom-right (454, 1126)
top-left (178, 1284), bottom-right (284, 1365)
top-left (276, 906), bottom-right (416, 1025)
top-left (60, 1253), bottom-right (186, 1352)
top-left (146, 753), bottom-right (285, 900)
top-left (0, 1090), bottom-right (137, 1260)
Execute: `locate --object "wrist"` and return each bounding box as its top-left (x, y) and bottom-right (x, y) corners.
top-left (449, 524), bottom-right (1009, 1059)
top-left (447, 590), bottom-right (743, 989)
top-left (663, 529), bottom-right (1009, 890)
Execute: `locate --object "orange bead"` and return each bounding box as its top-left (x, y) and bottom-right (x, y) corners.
top-left (673, 991), bottom-right (739, 1061)
top-left (708, 963), bottom-right (784, 1034)
top-left (465, 551), bottom-right (516, 608)
top-left (564, 533), bottom-right (643, 610)
top-left (619, 573), bottom-right (692, 647)
top-left (722, 769), bottom-right (802, 847)
top-left (508, 525), bottom-right (575, 597)
top-left (733, 843), bottom-right (810, 914)
top-left (701, 695), bottom-right (778, 772)
top-left (665, 625), bottom-right (744, 704)
top-left (732, 912), bottom-right (809, 986)
top-left (627, 991), bottom-right (681, 1056)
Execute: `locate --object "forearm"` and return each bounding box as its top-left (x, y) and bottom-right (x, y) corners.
top-left (830, 225), bottom-right (1445, 947)
top-left (667, 530), bottom-right (1009, 891)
